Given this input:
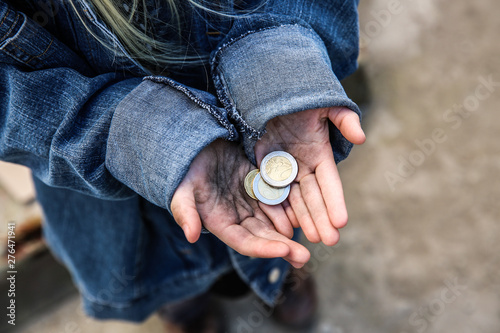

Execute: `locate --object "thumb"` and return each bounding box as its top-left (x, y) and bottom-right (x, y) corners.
top-left (328, 107), bottom-right (366, 145)
top-left (171, 184), bottom-right (202, 243)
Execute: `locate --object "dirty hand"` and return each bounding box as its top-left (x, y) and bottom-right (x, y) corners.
top-left (254, 107), bottom-right (365, 246)
top-left (171, 139), bottom-right (311, 268)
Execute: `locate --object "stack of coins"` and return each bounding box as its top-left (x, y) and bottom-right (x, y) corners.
top-left (244, 151), bottom-right (298, 205)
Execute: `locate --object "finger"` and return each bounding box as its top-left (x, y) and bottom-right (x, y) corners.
top-left (242, 218), bottom-right (311, 266)
top-left (288, 260), bottom-right (306, 269)
top-left (253, 197), bottom-right (309, 266)
top-left (288, 183), bottom-right (321, 243)
top-left (300, 174), bottom-right (340, 246)
top-left (328, 107), bottom-right (366, 145)
top-left (259, 202), bottom-right (294, 239)
top-left (283, 245), bottom-right (311, 267)
top-left (214, 220), bottom-right (290, 258)
top-left (171, 185), bottom-right (202, 243)
top-left (282, 199), bottom-right (300, 228)
top-left (316, 158), bottom-right (348, 230)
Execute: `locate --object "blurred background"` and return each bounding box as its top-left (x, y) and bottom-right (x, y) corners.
top-left (1, 0), bottom-right (499, 332)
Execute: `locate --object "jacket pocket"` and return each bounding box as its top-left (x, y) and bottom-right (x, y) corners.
top-left (0, 2), bottom-right (92, 73)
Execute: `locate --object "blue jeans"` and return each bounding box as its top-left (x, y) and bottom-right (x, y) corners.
top-left (35, 177), bottom-right (294, 321)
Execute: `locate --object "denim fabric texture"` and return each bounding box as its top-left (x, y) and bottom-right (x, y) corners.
top-left (0, 0), bottom-right (361, 321)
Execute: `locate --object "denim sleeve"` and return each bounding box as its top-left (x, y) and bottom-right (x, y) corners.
top-left (211, 0), bottom-right (361, 163)
top-left (106, 77), bottom-right (238, 210)
top-left (0, 3), bottom-right (237, 211)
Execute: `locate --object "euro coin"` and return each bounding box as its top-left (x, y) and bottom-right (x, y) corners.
top-left (260, 151), bottom-right (298, 188)
top-left (252, 172), bottom-right (290, 205)
top-left (244, 169), bottom-right (259, 200)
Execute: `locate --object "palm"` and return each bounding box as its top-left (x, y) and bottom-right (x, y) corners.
top-left (254, 107), bottom-right (365, 246)
top-left (171, 140), bottom-right (310, 268)
top-left (255, 108), bottom-right (332, 177)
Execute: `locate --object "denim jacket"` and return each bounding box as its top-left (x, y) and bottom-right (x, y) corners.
top-left (0, 0), bottom-right (360, 321)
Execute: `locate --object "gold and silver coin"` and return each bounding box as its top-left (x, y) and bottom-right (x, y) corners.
top-left (244, 169), bottom-right (259, 200)
top-left (252, 172), bottom-right (290, 205)
top-left (260, 151), bottom-right (298, 188)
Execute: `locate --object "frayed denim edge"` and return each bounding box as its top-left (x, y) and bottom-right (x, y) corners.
top-left (143, 75), bottom-right (238, 141)
top-left (210, 23), bottom-right (323, 140)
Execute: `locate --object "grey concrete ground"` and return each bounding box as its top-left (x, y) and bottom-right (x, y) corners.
top-left (8, 0), bottom-right (500, 332)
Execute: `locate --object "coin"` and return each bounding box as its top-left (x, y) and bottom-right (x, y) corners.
top-left (260, 151), bottom-right (298, 188)
top-left (252, 172), bottom-right (290, 205)
top-left (244, 169), bottom-right (259, 200)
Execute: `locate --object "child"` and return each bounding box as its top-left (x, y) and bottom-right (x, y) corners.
top-left (0, 0), bottom-right (365, 330)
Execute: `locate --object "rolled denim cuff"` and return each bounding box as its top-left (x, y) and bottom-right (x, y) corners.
top-left (106, 77), bottom-right (238, 212)
top-left (212, 24), bottom-right (360, 164)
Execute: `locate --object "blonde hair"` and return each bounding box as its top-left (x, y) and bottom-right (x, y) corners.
top-left (70, 0), bottom-right (263, 72)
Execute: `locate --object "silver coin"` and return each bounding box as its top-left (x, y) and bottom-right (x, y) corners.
top-left (260, 151), bottom-right (298, 188)
top-left (253, 172), bottom-right (290, 205)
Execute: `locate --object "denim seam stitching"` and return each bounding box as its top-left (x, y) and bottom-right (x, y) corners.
top-left (0, 13), bottom-right (34, 69)
top-left (29, 37), bottom-right (54, 61)
top-left (211, 23), bottom-right (318, 139)
top-left (11, 36), bottom-right (54, 68)
top-left (143, 76), bottom-right (238, 140)
top-left (0, 46), bottom-right (34, 69)
top-left (8, 42), bottom-right (35, 66)
top-left (0, 7), bottom-right (10, 28)
top-left (0, 9), bottom-right (19, 42)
